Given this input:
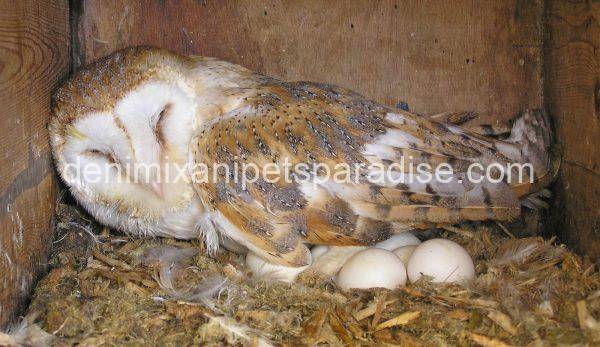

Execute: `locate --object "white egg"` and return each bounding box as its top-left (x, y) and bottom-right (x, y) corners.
top-left (407, 238), bottom-right (475, 283)
top-left (375, 232), bottom-right (421, 251)
top-left (311, 245), bottom-right (329, 260)
top-left (335, 248), bottom-right (407, 291)
top-left (245, 252), bottom-right (310, 283)
top-left (392, 245), bottom-right (417, 265)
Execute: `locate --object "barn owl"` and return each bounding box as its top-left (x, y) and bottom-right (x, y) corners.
top-left (50, 47), bottom-right (554, 276)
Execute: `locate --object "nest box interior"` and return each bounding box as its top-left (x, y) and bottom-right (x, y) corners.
top-left (0, 0), bottom-right (597, 334)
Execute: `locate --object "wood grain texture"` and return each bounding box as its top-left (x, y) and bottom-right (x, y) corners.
top-left (75, 0), bottom-right (543, 123)
top-left (545, 0), bottom-right (599, 261)
top-left (0, 0), bottom-right (70, 328)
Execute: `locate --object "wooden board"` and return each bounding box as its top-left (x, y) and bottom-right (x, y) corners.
top-left (74, 0), bottom-right (543, 123)
top-left (0, 0), bottom-right (70, 328)
top-left (545, 0), bottom-right (599, 261)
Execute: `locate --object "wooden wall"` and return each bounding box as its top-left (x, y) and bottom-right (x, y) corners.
top-left (545, 0), bottom-right (599, 261)
top-left (74, 0), bottom-right (544, 123)
top-left (0, 0), bottom-right (70, 328)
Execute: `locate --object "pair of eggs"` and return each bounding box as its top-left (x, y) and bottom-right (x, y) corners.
top-left (244, 233), bottom-right (476, 291)
top-left (334, 235), bottom-right (476, 291)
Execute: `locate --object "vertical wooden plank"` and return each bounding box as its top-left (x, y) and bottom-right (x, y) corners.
top-left (75, 0), bottom-right (543, 123)
top-left (545, 0), bottom-right (599, 261)
top-left (0, 0), bottom-right (70, 327)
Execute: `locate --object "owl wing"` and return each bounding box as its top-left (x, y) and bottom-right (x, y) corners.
top-left (189, 81), bottom-right (521, 266)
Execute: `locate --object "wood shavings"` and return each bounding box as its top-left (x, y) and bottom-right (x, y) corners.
top-left (19, 203), bottom-right (600, 345)
top-left (352, 299), bottom-right (397, 321)
top-left (372, 329), bottom-right (425, 346)
top-left (466, 331), bottom-right (512, 347)
top-left (302, 308), bottom-right (328, 344)
top-left (374, 311), bottom-right (421, 331)
top-left (92, 248), bottom-right (133, 270)
top-left (433, 295), bottom-right (500, 309)
top-left (164, 301), bottom-right (206, 320)
top-left (487, 310), bottom-right (518, 335)
top-left (370, 292), bottom-right (388, 329)
top-left (576, 300), bottom-right (600, 342)
top-left (447, 309), bottom-right (470, 321)
top-left (125, 281), bottom-right (150, 296)
top-left (328, 312), bottom-right (353, 344)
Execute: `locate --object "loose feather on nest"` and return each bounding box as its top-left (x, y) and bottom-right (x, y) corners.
top-left (0, 315), bottom-right (54, 347)
top-left (491, 237), bottom-right (545, 266)
top-left (140, 245), bottom-right (274, 345)
top-left (142, 246), bottom-right (229, 311)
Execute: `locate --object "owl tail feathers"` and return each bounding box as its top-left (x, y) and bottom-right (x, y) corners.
top-left (504, 109), bottom-right (560, 200)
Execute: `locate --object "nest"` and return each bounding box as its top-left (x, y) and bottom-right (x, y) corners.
top-left (3, 202), bottom-right (598, 346)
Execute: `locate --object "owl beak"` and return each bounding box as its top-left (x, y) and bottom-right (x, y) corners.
top-left (149, 181), bottom-right (164, 199)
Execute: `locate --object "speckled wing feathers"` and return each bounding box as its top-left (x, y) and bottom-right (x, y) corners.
top-left (190, 81), bottom-right (524, 266)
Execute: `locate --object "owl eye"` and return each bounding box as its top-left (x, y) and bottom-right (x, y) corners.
top-left (154, 103), bottom-right (171, 147)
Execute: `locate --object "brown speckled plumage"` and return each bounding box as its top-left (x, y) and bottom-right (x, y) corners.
top-left (190, 71), bottom-right (554, 266)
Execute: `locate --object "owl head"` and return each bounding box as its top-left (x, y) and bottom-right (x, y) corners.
top-left (49, 47), bottom-right (250, 239)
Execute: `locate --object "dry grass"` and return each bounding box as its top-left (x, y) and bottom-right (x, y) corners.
top-left (14, 203), bottom-right (600, 346)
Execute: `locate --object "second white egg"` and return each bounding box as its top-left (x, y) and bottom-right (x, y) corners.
top-left (407, 238), bottom-right (475, 283)
top-left (335, 248), bottom-right (407, 291)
